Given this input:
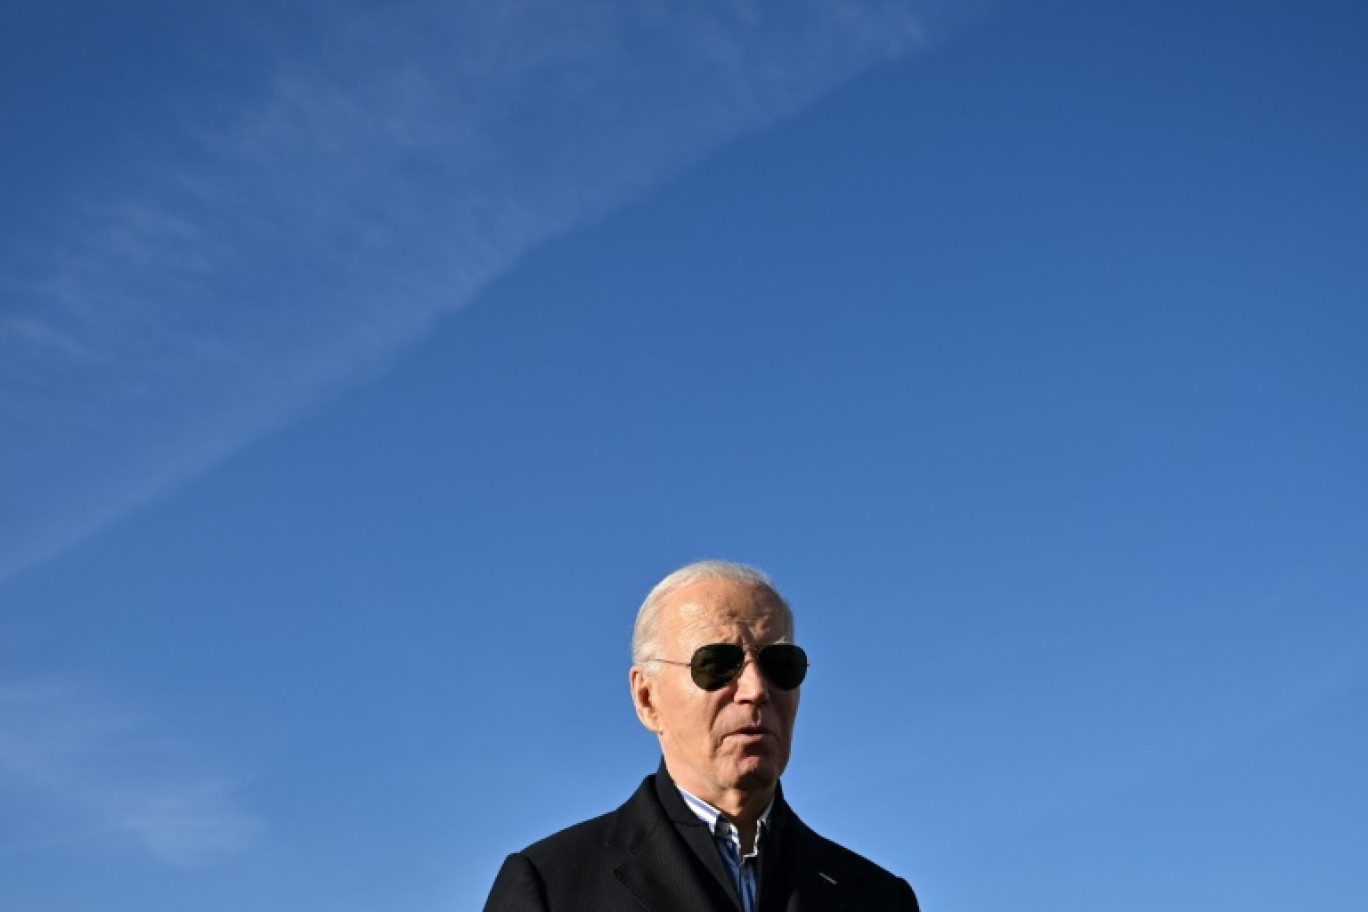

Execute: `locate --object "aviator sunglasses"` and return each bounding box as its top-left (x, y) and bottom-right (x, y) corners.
top-left (652, 643), bottom-right (809, 692)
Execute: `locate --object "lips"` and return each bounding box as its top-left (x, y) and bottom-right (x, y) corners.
top-left (728, 725), bottom-right (773, 738)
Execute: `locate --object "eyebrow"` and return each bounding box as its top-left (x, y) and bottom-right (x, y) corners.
top-left (680, 634), bottom-right (794, 649)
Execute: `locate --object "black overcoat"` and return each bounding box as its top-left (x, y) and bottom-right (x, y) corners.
top-left (484, 763), bottom-right (920, 912)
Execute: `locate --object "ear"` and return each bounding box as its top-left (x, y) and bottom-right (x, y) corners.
top-left (630, 665), bottom-right (662, 734)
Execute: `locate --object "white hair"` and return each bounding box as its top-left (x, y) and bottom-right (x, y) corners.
top-left (631, 560), bottom-right (793, 668)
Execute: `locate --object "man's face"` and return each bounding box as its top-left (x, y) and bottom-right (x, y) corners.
top-left (630, 578), bottom-right (800, 807)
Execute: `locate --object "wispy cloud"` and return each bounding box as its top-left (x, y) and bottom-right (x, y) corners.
top-left (0, 0), bottom-right (985, 581)
top-left (0, 677), bottom-right (260, 866)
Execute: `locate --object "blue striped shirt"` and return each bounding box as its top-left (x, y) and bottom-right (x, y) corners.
top-left (676, 787), bottom-right (773, 912)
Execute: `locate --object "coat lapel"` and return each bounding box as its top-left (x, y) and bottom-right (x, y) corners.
top-left (766, 799), bottom-right (848, 912)
top-left (613, 828), bottom-right (737, 912)
top-left (605, 765), bottom-right (740, 912)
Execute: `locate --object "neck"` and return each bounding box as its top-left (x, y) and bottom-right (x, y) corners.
top-left (715, 785), bottom-right (774, 838)
top-left (719, 788), bottom-right (773, 856)
top-left (669, 770), bottom-right (776, 851)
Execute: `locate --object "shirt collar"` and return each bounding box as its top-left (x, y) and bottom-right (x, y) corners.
top-left (675, 785), bottom-right (775, 848)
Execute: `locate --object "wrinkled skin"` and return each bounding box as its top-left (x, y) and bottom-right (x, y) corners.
top-left (630, 577), bottom-right (799, 833)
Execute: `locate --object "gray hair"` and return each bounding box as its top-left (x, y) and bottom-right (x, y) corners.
top-left (631, 560), bottom-right (793, 667)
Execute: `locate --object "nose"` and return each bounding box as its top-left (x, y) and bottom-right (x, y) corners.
top-left (732, 652), bottom-right (770, 704)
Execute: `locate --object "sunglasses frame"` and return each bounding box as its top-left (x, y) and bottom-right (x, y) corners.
top-left (649, 642), bottom-right (809, 692)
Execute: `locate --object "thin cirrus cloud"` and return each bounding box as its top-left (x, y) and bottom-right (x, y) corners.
top-left (0, 677), bottom-right (261, 866)
top-left (0, 0), bottom-right (984, 583)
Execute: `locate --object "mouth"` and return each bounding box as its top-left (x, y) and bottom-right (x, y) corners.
top-left (727, 726), bottom-right (773, 739)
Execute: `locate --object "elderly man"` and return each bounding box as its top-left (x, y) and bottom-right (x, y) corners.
top-left (484, 560), bottom-right (920, 911)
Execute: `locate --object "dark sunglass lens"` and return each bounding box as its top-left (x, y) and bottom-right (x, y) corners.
top-left (690, 644), bottom-right (746, 691)
top-left (759, 644), bottom-right (808, 690)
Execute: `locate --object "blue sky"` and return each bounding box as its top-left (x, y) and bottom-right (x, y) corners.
top-left (2, 0), bottom-right (1365, 909)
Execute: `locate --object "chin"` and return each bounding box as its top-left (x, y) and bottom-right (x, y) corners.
top-left (731, 759), bottom-right (780, 790)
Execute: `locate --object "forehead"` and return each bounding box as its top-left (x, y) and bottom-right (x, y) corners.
top-left (660, 578), bottom-right (791, 645)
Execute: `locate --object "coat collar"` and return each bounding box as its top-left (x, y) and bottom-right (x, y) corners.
top-left (605, 761), bottom-right (849, 912)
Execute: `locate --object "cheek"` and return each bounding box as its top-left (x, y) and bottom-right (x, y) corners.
top-left (664, 688), bottom-right (719, 738)
top-left (777, 693), bottom-right (800, 727)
